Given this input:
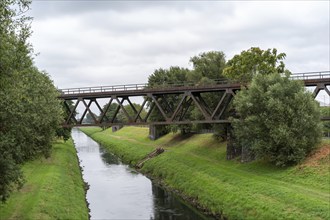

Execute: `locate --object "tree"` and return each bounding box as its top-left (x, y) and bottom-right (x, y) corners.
top-left (0, 0), bottom-right (62, 202)
top-left (232, 73), bottom-right (322, 166)
top-left (223, 47), bottom-right (287, 83)
top-left (189, 51), bottom-right (226, 82)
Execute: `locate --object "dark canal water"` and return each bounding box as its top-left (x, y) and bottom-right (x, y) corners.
top-left (71, 129), bottom-right (210, 220)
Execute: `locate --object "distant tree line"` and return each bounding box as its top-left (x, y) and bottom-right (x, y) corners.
top-left (0, 0), bottom-right (64, 202)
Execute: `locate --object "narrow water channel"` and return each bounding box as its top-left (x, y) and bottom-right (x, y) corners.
top-left (72, 129), bottom-right (210, 220)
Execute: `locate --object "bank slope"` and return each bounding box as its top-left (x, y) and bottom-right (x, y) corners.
top-left (81, 127), bottom-right (330, 220)
top-left (0, 140), bottom-right (89, 220)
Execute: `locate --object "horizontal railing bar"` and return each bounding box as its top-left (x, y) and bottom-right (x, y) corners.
top-left (290, 70), bottom-right (330, 75)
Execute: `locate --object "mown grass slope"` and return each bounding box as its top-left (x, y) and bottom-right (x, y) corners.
top-left (81, 126), bottom-right (330, 220)
top-left (0, 140), bottom-right (89, 220)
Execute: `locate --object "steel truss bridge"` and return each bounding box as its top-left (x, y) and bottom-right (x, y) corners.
top-left (59, 71), bottom-right (330, 127)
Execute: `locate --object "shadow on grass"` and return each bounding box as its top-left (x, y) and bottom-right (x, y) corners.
top-left (162, 133), bottom-right (195, 147)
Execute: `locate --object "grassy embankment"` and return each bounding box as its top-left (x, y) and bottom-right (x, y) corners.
top-left (0, 140), bottom-right (89, 220)
top-left (81, 126), bottom-right (330, 220)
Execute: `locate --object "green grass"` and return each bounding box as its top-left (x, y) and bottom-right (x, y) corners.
top-left (80, 126), bottom-right (330, 220)
top-left (0, 140), bottom-right (89, 220)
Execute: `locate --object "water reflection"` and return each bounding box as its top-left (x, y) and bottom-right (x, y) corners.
top-left (152, 184), bottom-right (208, 220)
top-left (100, 148), bottom-right (120, 165)
top-left (72, 128), bottom-right (210, 220)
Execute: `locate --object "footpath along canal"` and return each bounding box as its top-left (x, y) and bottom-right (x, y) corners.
top-left (72, 128), bottom-right (210, 219)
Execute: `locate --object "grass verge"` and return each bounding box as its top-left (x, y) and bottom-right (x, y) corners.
top-left (80, 126), bottom-right (330, 220)
top-left (0, 139), bottom-right (89, 220)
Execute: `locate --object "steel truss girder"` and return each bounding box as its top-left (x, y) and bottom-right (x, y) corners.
top-left (62, 89), bottom-right (237, 127)
top-left (61, 82), bottom-right (329, 127)
top-left (312, 83), bottom-right (330, 97)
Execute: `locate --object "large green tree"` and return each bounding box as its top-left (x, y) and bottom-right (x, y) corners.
top-left (223, 47), bottom-right (287, 83)
top-left (189, 51), bottom-right (226, 82)
top-left (0, 0), bottom-right (62, 201)
top-left (232, 73), bottom-right (322, 166)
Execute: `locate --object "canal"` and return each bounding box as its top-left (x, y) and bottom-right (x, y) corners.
top-left (71, 129), bottom-right (210, 220)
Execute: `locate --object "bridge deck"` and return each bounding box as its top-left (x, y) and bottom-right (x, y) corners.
top-left (59, 71), bottom-right (330, 99)
top-left (58, 71), bottom-right (330, 127)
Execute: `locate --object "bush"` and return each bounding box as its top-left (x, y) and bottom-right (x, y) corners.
top-left (232, 73), bottom-right (322, 166)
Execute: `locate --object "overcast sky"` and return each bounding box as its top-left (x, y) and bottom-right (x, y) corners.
top-left (28, 0), bottom-right (329, 92)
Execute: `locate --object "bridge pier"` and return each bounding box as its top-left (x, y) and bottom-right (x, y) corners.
top-left (112, 125), bottom-right (123, 132)
top-left (149, 125), bottom-right (168, 140)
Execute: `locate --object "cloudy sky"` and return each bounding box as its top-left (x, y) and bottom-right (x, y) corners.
top-left (28, 0), bottom-right (329, 93)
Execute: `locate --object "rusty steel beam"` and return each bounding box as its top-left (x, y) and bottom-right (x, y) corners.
top-left (171, 94), bottom-right (187, 121)
top-left (59, 83), bottom-right (242, 100)
top-left (63, 101), bottom-right (78, 124)
top-left (110, 97), bottom-right (124, 123)
top-left (59, 75), bottom-right (330, 127)
top-left (149, 94), bottom-right (169, 122)
top-left (98, 98), bottom-right (112, 123)
top-left (79, 99), bottom-right (92, 124)
top-left (134, 98), bottom-right (147, 122)
top-left (144, 100), bottom-right (155, 122)
top-left (61, 119), bottom-right (231, 128)
top-left (211, 92), bottom-right (227, 119)
top-left (125, 97), bottom-right (142, 122)
top-left (179, 98), bottom-right (193, 121)
top-left (65, 100), bottom-right (80, 125)
top-left (115, 97), bottom-right (132, 122)
top-left (189, 92), bottom-right (211, 120)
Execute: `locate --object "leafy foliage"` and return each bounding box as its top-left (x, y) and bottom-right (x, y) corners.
top-left (223, 47), bottom-right (287, 83)
top-left (232, 73), bottom-right (322, 166)
top-left (0, 0), bottom-right (62, 202)
top-left (189, 51), bottom-right (226, 82)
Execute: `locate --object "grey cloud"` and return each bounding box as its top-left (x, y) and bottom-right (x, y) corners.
top-left (29, 1), bottom-right (329, 90)
top-left (29, 1), bottom-right (229, 19)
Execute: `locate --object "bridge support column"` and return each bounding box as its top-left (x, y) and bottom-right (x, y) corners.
top-left (149, 125), bottom-right (168, 140)
top-left (112, 125), bottom-right (123, 132)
